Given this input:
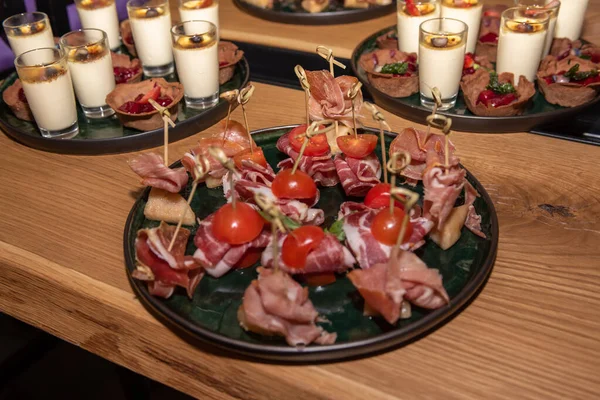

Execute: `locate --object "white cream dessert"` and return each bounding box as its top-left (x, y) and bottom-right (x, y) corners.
top-left (396, 0), bottom-right (440, 54)
top-left (496, 16), bottom-right (548, 81)
top-left (128, 3), bottom-right (174, 75)
top-left (179, 0), bottom-right (219, 35)
top-left (552, 0), bottom-right (588, 40)
top-left (440, 0), bottom-right (483, 54)
top-left (517, 1), bottom-right (560, 57)
top-left (5, 18), bottom-right (54, 57)
top-left (75, 0), bottom-right (121, 50)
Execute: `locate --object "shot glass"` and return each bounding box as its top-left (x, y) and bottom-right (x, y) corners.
top-left (74, 0), bottom-right (122, 50)
top-left (179, 0), bottom-right (220, 37)
top-left (15, 48), bottom-right (79, 139)
top-left (551, 0), bottom-right (588, 40)
top-left (440, 0), bottom-right (483, 54)
top-left (171, 21), bottom-right (219, 109)
top-left (3, 12), bottom-right (54, 58)
top-left (396, 0), bottom-right (440, 54)
top-left (127, 0), bottom-right (174, 77)
top-left (60, 29), bottom-right (116, 119)
top-left (419, 18), bottom-right (467, 110)
top-left (515, 0), bottom-right (560, 57)
top-left (496, 7), bottom-right (549, 81)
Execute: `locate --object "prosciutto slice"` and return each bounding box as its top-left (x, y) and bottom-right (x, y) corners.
top-left (347, 251), bottom-right (449, 324)
top-left (261, 233), bottom-right (356, 275)
top-left (334, 153), bottom-right (381, 197)
top-left (464, 181), bottom-right (486, 238)
top-left (306, 71), bottom-right (363, 127)
top-left (276, 132), bottom-right (339, 187)
top-left (238, 268), bottom-right (336, 346)
top-left (339, 202), bottom-right (433, 269)
top-left (133, 222), bottom-right (203, 299)
top-left (193, 213), bottom-right (270, 278)
top-left (129, 153), bottom-right (188, 193)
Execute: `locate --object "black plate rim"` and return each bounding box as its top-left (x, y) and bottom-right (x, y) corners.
top-left (123, 124), bottom-right (499, 362)
top-left (0, 58), bottom-right (251, 155)
top-left (232, 0), bottom-right (395, 25)
top-left (351, 26), bottom-right (600, 133)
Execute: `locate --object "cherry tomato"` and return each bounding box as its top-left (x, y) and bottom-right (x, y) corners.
top-left (233, 148), bottom-right (268, 169)
top-left (138, 84), bottom-right (160, 104)
top-left (282, 226), bottom-right (325, 269)
top-left (235, 247), bottom-right (262, 269)
top-left (288, 124), bottom-right (329, 157)
top-left (336, 134), bottom-right (378, 159)
top-left (271, 169), bottom-right (317, 200)
top-left (212, 202), bottom-right (265, 245)
top-left (305, 272), bottom-right (337, 286)
top-left (364, 183), bottom-right (405, 209)
top-left (370, 207), bottom-right (413, 246)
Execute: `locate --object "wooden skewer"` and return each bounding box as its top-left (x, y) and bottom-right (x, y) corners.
top-left (148, 98), bottom-right (176, 165)
top-left (219, 89), bottom-right (240, 147)
top-left (425, 113), bottom-right (453, 173)
top-left (424, 87), bottom-right (443, 142)
top-left (207, 146), bottom-right (237, 209)
top-left (364, 102), bottom-right (391, 184)
top-left (254, 192), bottom-right (286, 272)
top-left (316, 45), bottom-right (346, 77)
top-left (294, 65), bottom-right (311, 126)
top-left (389, 187), bottom-right (419, 260)
top-left (291, 119), bottom-right (336, 174)
top-left (346, 81), bottom-right (362, 140)
top-left (386, 151), bottom-right (412, 216)
top-left (237, 85), bottom-right (255, 154)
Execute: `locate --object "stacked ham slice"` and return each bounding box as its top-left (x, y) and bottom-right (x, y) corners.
top-left (238, 268), bottom-right (336, 346)
top-left (334, 152), bottom-right (381, 197)
top-left (129, 153), bottom-right (188, 193)
top-left (348, 251), bottom-right (449, 324)
top-left (133, 222), bottom-right (203, 299)
top-left (305, 71), bottom-right (363, 128)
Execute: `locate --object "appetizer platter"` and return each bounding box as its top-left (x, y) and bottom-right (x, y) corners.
top-left (123, 50), bottom-right (498, 361)
top-left (232, 0), bottom-right (396, 25)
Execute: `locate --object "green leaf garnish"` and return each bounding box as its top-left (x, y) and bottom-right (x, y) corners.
top-left (257, 210), bottom-right (302, 231)
top-left (324, 218), bottom-right (346, 242)
top-left (580, 54), bottom-right (592, 60)
top-left (486, 72), bottom-right (516, 94)
top-left (564, 63), bottom-right (599, 81)
top-left (380, 62), bottom-right (409, 75)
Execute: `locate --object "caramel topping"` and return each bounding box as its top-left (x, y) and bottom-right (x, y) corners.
top-left (180, 0), bottom-right (215, 9)
top-left (173, 33), bottom-right (217, 50)
top-left (6, 21), bottom-right (47, 37)
top-left (401, 3), bottom-right (436, 17)
top-left (19, 65), bottom-right (68, 84)
top-left (505, 19), bottom-right (546, 34)
top-left (76, 0), bottom-right (115, 10)
top-left (442, 0), bottom-right (480, 8)
top-left (67, 43), bottom-right (109, 63)
top-left (421, 34), bottom-right (464, 49)
top-left (129, 6), bottom-right (167, 19)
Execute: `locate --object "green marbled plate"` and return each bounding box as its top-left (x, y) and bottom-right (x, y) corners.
top-left (123, 125), bottom-right (498, 362)
top-left (351, 26), bottom-right (600, 133)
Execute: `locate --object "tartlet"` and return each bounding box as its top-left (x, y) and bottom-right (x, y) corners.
top-left (2, 79), bottom-right (33, 121)
top-left (376, 31), bottom-right (398, 50)
top-left (111, 52), bottom-right (143, 84)
top-left (120, 19), bottom-right (137, 57)
top-left (462, 52), bottom-right (493, 78)
top-left (537, 55), bottom-right (600, 107)
top-left (218, 41), bottom-right (244, 85)
top-left (359, 48), bottom-right (418, 97)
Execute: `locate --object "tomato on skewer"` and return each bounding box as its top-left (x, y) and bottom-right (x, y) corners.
top-left (370, 207), bottom-right (413, 246)
top-left (288, 124), bottom-right (329, 157)
top-left (282, 226), bottom-right (325, 270)
top-left (364, 183), bottom-right (405, 210)
top-left (212, 202), bottom-right (265, 245)
top-left (271, 169), bottom-right (317, 200)
top-left (336, 134), bottom-right (378, 159)
top-left (233, 147), bottom-right (268, 169)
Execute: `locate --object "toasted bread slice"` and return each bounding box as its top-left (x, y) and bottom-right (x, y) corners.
top-left (144, 187), bottom-right (195, 226)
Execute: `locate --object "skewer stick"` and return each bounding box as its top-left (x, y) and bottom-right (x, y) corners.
top-left (386, 151), bottom-right (412, 216)
top-left (219, 89), bottom-right (240, 146)
top-left (207, 146), bottom-right (237, 209)
top-left (237, 85), bottom-right (255, 154)
top-left (389, 187), bottom-right (419, 260)
top-left (254, 192), bottom-right (286, 272)
top-left (424, 87), bottom-right (443, 142)
top-left (148, 98), bottom-right (176, 164)
top-left (294, 65), bottom-right (311, 126)
top-left (316, 45), bottom-right (346, 77)
top-left (425, 113), bottom-right (453, 173)
top-left (291, 120), bottom-right (336, 174)
top-left (364, 102), bottom-right (391, 184)
top-left (346, 82), bottom-right (362, 139)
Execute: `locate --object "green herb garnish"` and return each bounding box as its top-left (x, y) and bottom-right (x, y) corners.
top-left (324, 218), bottom-right (346, 242)
top-left (580, 54), bottom-right (592, 60)
top-left (380, 62), bottom-right (409, 75)
top-left (257, 210), bottom-right (301, 231)
top-left (564, 64), bottom-right (599, 81)
top-left (486, 72), bottom-right (516, 94)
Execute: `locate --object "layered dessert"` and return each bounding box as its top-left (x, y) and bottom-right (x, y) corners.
top-left (179, 0), bottom-right (219, 34)
top-left (440, 0), bottom-right (483, 54)
top-left (552, 0), bottom-right (589, 41)
top-left (75, 0), bottom-right (121, 50)
top-left (3, 13), bottom-right (54, 57)
top-left (397, 0), bottom-right (440, 54)
top-left (218, 41), bottom-right (244, 85)
top-left (518, 0), bottom-right (560, 57)
top-left (111, 52), bottom-right (143, 84)
top-left (359, 49), bottom-right (418, 97)
top-left (2, 79), bottom-right (34, 121)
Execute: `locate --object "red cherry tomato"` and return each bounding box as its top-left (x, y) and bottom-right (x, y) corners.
top-left (281, 226), bottom-right (325, 270)
top-left (233, 148), bottom-right (268, 169)
top-left (138, 84), bottom-right (161, 104)
top-left (235, 247), bottom-right (262, 269)
top-left (271, 169), bottom-right (318, 200)
top-left (364, 183), bottom-right (405, 209)
top-left (336, 134), bottom-right (378, 159)
top-left (288, 124), bottom-right (329, 157)
top-left (212, 202), bottom-right (265, 245)
top-left (305, 272), bottom-right (337, 286)
top-left (370, 207), bottom-right (413, 246)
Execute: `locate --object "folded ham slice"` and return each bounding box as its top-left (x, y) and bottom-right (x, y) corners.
top-left (129, 153), bottom-right (189, 193)
top-left (464, 181), bottom-right (486, 238)
top-left (334, 152), bottom-right (381, 197)
top-left (193, 213), bottom-right (270, 278)
top-left (133, 222), bottom-right (203, 299)
top-left (306, 71), bottom-right (363, 127)
top-left (347, 251), bottom-right (449, 324)
top-left (238, 268), bottom-right (337, 346)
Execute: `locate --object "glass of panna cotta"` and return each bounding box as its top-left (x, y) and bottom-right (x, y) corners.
top-left (440, 0), bottom-right (483, 54)
top-left (419, 18), bottom-right (467, 110)
top-left (15, 48), bottom-right (79, 138)
top-left (551, 0), bottom-right (588, 40)
top-left (127, 0), bottom-right (174, 77)
top-left (60, 29), bottom-right (116, 119)
top-left (171, 21), bottom-right (219, 109)
top-left (74, 0), bottom-right (121, 50)
top-left (496, 7), bottom-right (549, 81)
top-left (179, 0), bottom-right (220, 38)
top-left (515, 0), bottom-right (560, 57)
top-left (3, 12), bottom-right (54, 58)
top-left (396, 0), bottom-right (440, 54)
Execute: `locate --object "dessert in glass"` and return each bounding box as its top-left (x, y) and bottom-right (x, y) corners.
top-left (74, 0), bottom-right (121, 50)
top-left (171, 21), bottom-right (219, 109)
top-left (60, 29), bottom-right (116, 119)
top-left (496, 7), bottom-right (549, 81)
top-left (179, 0), bottom-right (219, 36)
top-left (396, 0), bottom-right (440, 54)
top-left (3, 12), bottom-right (54, 58)
top-left (15, 48), bottom-right (79, 138)
top-left (551, 0), bottom-right (588, 40)
top-left (419, 18), bottom-right (468, 110)
top-left (516, 0), bottom-right (560, 57)
top-left (127, 0), bottom-right (174, 77)
top-left (440, 0), bottom-right (483, 54)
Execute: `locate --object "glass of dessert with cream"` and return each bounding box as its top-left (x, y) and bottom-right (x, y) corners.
top-left (127, 0), bottom-right (174, 77)
top-left (60, 29), bottom-right (116, 119)
top-left (419, 18), bottom-right (468, 110)
top-left (3, 12), bottom-right (54, 58)
top-left (515, 0), bottom-right (560, 57)
top-left (179, 0), bottom-right (219, 38)
top-left (74, 0), bottom-right (121, 50)
top-left (440, 0), bottom-right (483, 54)
top-left (396, 0), bottom-right (440, 54)
top-left (15, 47), bottom-right (79, 138)
top-left (496, 7), bottom-right (549, 81)
top-left (551, 0), bottom-right (588, 40)
top-left (171, 20), bottom-right (219, 109)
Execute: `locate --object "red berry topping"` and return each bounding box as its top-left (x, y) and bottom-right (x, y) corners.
top-left (476, 90), bottom-right (517, 108)
top-left (479, 32), bottom-right (498, 44)
top-left (114, 66), bottom-right (141, 84)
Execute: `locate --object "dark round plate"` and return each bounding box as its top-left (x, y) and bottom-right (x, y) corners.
top-left (0, 57), bottom-right (250, 155)
top-left (233, 0), bottom-right (395, 25)
top-left (123, 125), bottom-right (498, 362)
top-left (351, 26), bottom-right (600, 133)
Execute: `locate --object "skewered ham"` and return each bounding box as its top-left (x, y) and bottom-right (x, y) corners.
top-left (238, 268), bottom-right (337, 346)
top-left (305, 71), bottom-right (363, 127)
top-left (334, 153), bottom-right (381, 197)
top-left (129, 153), bottom-right (189, 193)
